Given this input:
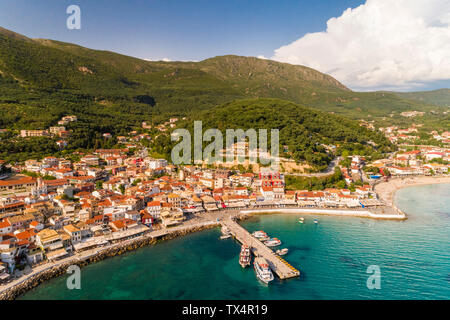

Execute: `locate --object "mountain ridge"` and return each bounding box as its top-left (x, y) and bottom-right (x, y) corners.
top-left (0, 26), bottom-right (447, 132)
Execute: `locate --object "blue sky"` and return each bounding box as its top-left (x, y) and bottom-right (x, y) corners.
top-left (0, 0), bottom-right (449, 91)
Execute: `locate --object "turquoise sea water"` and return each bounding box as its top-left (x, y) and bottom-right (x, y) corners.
top-left (20, 183), bottom-right (450, 300)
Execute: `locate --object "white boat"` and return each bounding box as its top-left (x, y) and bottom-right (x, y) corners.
top-left (264, 238), bottom-right (282, 247)
top-left (239, 244), bottom-right (251, 268)
top-left (314, 219), bottom-right (319, 224)
top-left (254, 257), bottom-right (274, 284)
top-left (221, 226), bottom-right (230, 234)
top-left (220, 226), bottom-right (232, 239)
top-left (252, 230), bottom-right (268, 238)
top-left (276, 248), bottom-right (289, 256)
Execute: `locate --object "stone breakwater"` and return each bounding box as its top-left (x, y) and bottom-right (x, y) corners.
top-left (0, 223), bottom-right (218, 300)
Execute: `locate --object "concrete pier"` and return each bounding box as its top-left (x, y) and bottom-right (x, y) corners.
top-left (221, 218), bottom-right (300, 280)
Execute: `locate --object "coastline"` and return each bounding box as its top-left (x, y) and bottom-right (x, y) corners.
top-left (5, 178), bottom-right (450, 299)
top-left (0, 221), bottom-right (219, 300)
top-left (240, 208), bottom-right (406, 220)
top-left (374, 175), bottom-right (450, 207)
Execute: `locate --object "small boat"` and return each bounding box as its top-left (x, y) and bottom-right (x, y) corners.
top-left (254, 257), bottom-right (274, 284)
top-left (239, 244), bottom-right (251, 268)
top-left (220, 226), bottom-right (232, 239)
top-left (221, 226), bottom-right (230, 234)
top-left (252, 230), bottom-right (267, 238)
top-left (314, 219), bottom-right (319, 224)
top-left (276, 248), bottom-right (289, 256)
top-left (264, 238), bottom-right (282, 247)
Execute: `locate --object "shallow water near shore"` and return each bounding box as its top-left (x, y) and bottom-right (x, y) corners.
top-left (20, 183), bottom-right (450, 300)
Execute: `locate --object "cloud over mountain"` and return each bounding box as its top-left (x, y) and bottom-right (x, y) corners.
top-left (272, 0), bottom-right (450, 91)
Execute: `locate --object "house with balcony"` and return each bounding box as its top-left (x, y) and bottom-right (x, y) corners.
top-left (37, 229), bottom-right (68, 261)
top-left (63, 224), bottom-right (82, 245)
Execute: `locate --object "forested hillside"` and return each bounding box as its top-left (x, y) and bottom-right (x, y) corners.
top-left (179, 98), bottom-right (394, 169)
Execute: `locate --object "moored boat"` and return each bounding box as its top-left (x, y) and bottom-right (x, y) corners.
top-left (221, 226), bottom-right (231, 234)
top-left (252, 230), bottom-right (268, 239)
top-left (264, 238), bottom-right (282, 247)
top-left (254, 257), bottom-right (274, 284)
top-left (220, 226), bottom-right (232, 239)
top-left (276, 248), bottom-right (289, 256)
top-left (239, 244), bottom-right (251, 268)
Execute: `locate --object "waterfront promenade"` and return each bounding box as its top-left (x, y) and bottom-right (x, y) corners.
top-left (240, 207), bottom-right (406, 220)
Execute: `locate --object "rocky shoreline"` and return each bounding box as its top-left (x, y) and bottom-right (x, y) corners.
top-left (0, 223), bottom-right (218, 300)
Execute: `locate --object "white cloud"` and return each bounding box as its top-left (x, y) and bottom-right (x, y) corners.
top-left (257, 55), bottom-right (268, 60)
top-left (143, 57), bottom-right (200, 62)
top-left (272, 0), bottom-right (450, 90)
top-left (143, 57), bottom-right (172, 62)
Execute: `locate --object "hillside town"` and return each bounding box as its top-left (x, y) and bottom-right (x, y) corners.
top-left (367, 125), bottom-right (450, 176)
top-left (0, 117), bottom-right (449, 284)
top-left (0, 149), bottom-right (382, 281)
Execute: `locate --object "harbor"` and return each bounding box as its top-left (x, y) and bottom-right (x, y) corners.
top-left (220, 218), bottom-right (300, 280)
top-left (11, 183), bottom-right (450, 300)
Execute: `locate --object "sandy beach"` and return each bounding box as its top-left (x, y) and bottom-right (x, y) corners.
top-left (374, 175), bottom-right (450, 207)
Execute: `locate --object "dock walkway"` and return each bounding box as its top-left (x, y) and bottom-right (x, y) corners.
top-left (221, 218), bottom-right (300, 280)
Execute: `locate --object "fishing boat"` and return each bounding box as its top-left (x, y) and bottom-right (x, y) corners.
top-left (253, 257), bottom-right (274, 284)
top-left (264, 238), bottom-right (282, 247)
top-left (220, 226), bottom-right (232, 239)
top-left (314, 219), bottom-right (319, 224)
top-left (276, 248), bottom-right (289, 256)
top-left (252, 230), bottom-right (268, 239)
top-left (239, 245), bottom-right (251, 268)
